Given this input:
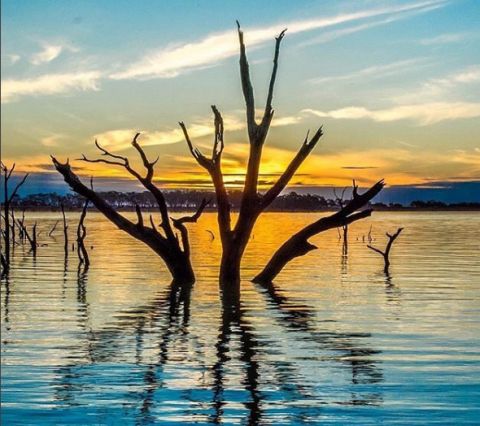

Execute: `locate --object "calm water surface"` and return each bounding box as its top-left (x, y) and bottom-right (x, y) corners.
top-left (1, 211), bottom-right (479, 425)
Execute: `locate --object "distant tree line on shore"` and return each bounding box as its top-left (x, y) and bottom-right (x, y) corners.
top-left (5, 190), bottom-right (480, 211)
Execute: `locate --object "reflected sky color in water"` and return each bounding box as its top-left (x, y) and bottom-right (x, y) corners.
top-left (1, 212), bottom-right (480, 424)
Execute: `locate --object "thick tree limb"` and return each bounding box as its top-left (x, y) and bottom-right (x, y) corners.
top-left (171, 199), bottom-right (209, 257)
top-left (135, 204), bottom-right (144, 228)
top-left (253, 180), bottom-right (385, 284)
top-left (261, 127), bottom-right (323, 209)
top-left (262, 28), bottom-right (287, 129)
top-left (236, 21), bottom-right (257, 140)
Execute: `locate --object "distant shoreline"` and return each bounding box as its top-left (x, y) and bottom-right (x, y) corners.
top-left (10, 206), bottom-right (480, 213)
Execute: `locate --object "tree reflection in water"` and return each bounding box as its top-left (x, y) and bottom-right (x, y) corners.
top-left (52, 275), bottom-right (384, 424)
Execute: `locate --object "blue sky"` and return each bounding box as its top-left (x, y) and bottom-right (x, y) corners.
top-left (1, 0), bottom-right (479, 201)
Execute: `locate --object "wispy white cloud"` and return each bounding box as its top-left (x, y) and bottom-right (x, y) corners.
top-left (309, 58), bottom-right (427, 84)
top-left (299, 3), bottom-right (444, 47)
top-left (94, 116), bottom-right (244, 151)
top-left (30, 42), bottom-right (79, 65)
top-left (110, 0), bottom-right (446, 80)
top-left (420, 32), bottom-right (468, 45)
top-left (94, 112), bottom-right (302, 151)
top-left (40, 134), bottom-right (65, 147)
top-left (1, 71), bottom-right (101, 103)
top-left (31, 44), bottom-right (63, 65)
top-left (6, 54), bottom-right (21, 65)
top-left (303, 102), bottom-right (480, 125)
top-left (393, 65), bottom-right (480, 102)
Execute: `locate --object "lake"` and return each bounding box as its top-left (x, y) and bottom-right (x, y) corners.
top-left (1, 211), bottom-right (479, 425)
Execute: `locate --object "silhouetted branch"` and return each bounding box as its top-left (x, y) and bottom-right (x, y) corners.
top-left (51, 156), bottom-right (195, 284)
top-left (236, 21), bottom-right (257, 140)
top-left (180, 107), bottom-right (232, 242)
top-left (367, 227), bottom-right (403, 273)
top-left (1, 162), bottom-right (29, 272)
top-left (49, 220), bottom-right (60, 237)
top-left (135, 204), bottom-right (144, 228)
top-left (261, 127), bottom-right (323, 209)
top-left (79, 135), bottom-right (174, 240)
top-left (77, 200), bottom-right (90, 269)
top-left (253, 180), bottom-right (385, 284)
top-left (61, 203), bottom-right (69, 256)
top-left (171, 199), bottom-right (209, 257)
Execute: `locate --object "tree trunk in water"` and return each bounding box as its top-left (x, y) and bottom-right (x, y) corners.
top-left (51, 153), bottom-right (205, 287)
top-left (180, 25), bottom-right (323, 291)
top-left (169, 255), bottom-right (195, 286)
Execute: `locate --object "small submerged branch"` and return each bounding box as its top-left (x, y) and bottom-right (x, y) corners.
top-left (77, 199), bottom-right (90, 270)
top-left (367, 227), bottom-right (403, 273)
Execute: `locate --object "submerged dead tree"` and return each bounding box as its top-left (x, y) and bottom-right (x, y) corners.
top-left (51, 135), bottom-right (207, 285)
top-left (334, 187), bottom-right (350, 256)
top-left (253, 180), bottom-right (385, 284)
top-left (77, 200), bottom-right (90, 270)
top-left (367, 227), bottom-right (403, 273)
top-left (180, 23), bottom-right (323, 287)
top-left (1, 162), bottom-right (28, 274)
top-left (61, 203), bottom-right (69, 257)
top-left (181, 24), bottom-right (384, 287)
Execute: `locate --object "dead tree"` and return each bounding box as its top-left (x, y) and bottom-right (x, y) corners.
top-left (17, 220), bottom-right (37, 254)
top-left (61, 203), bottom-right (69, 256)
top-left (51, 134), bottom-right (206, 285)
top-left (1, 162), bottom-right (28, 273)
top-left (180, 23), bottom-right (323, 287)
top-left (77, 200), bottom-right (90, 269)
top-left (49, 220), bottom-right (60, 237)
top-left (253, 180), bottom-right (385, 284)
top-left (333, 186), bottom-right (351, 255)
top-left (367, 227), bottom-right (403, 273)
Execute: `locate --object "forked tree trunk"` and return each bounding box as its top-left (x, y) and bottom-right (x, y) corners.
top-left (180, 24), bottom-right (323, 288)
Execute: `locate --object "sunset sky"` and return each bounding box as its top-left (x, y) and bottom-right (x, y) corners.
top-left (2, 0), bottom-right (479, 200)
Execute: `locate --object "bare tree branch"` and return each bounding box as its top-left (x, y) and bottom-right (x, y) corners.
top-left (51, 155), bottom-right (195, 284)
top-left (261, 127), bottom-right (323, 209)
top-left (171, 199), bottom-right (210, 257)
top-left (367, 227), bottom-right (403, 273)
top-left (180, 107), bottom-right (232, 240)
top-left (79, 135), bottom-right (175, 240)
top-left (262, 28), bottom-right (287, 130)
top-left (236, 21), bottom-right (257, 140)
top-left (253, 180), bottom-right (385, 284)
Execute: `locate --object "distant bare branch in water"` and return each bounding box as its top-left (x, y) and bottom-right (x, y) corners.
top-left (367, 227), bottom-right (403, 273)
top-left (0, 253), bottom-right (7, 278)
top-left (61, 203), bottom-right (69, 257)
top-left (51, 134), bottom-right (207, 284)
top-left (49, 220), bottom-right (60, 237)
top-left (253, 180), bottom-right (385, 284)
top-left (17, 220), bottom-right (37, 254)
top-left (1, 162), bottom-right (29, 275)
top-left (77, 200), bottom-right (90, 270)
